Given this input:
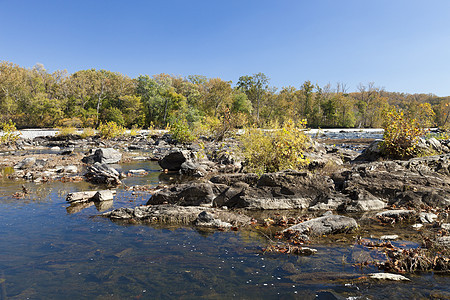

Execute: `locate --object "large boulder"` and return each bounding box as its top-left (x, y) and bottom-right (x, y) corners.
top-left (82, 148), bottom-right (122, 164)
top-left (158, 150), bottom-right (194, 171)
top-left (84, 162), bottom-right (122, 186)
top-left (147, 182), bottom-right (227, 206)
top-left (212, 171), bottom-right (339, 210)
top-left (282, 214), bottom-right (358, 236)
top-left (341, 156), bottom-right (450, 208)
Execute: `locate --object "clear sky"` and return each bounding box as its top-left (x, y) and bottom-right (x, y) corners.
top-left (1, 0), bottom-right (450, 96)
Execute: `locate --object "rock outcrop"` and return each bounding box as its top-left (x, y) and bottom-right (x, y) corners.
top-left (84, 162), bottom-right (122, 186)
top-left (103, 204), bottom-right (251, 228)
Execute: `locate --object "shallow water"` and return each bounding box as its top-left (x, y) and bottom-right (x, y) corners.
top-left (0, 162), bottom-right (449, 299)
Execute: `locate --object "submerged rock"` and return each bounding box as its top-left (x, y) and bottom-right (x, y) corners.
top-left (282, 214), bottom-right (358, 236)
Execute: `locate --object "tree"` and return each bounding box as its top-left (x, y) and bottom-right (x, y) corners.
top-left (236, 72), bottom-right (270, 124)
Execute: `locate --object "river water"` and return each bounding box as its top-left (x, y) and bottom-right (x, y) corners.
top-left (0, 145), bottom-right (449, 299)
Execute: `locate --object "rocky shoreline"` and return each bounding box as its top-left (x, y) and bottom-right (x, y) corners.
top-left (1, 131), bottom-right (449, 274)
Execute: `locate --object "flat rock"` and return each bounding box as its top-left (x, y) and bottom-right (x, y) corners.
top-left (376, 210), bottom-right (416, 219)
top-left (368, 273), bottom-right (410, 281)
top-left (128, 169), bottom-right (147, 175)
top-left (66, 190), bottom-right (116, 203)
top-left (66, 191), bottom-right (98, 203)
top-left (282, 214), bottom-right (358, 236)
top-left (148, 182), bottom-right (226, 206)
top-left (103, 204), bottom-right (251, 227)
top-left (380, 235), bottom-right (399, 240)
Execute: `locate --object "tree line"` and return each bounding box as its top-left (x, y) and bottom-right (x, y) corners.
top-left (0, 61), bottom-right (448, 129)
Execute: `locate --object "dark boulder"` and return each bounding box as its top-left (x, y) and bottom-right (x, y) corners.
top-left (147, 182), bottom-right (227, 206)
top-left (158, 150), bottom-right (194, 171)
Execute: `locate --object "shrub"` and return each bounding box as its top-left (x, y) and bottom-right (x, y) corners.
top-left (0, 120), bottom-right (19, 145)
top-left (58, 117), bottom-right (82, 128)
top-left (169, 119), bottom-right (196, 143)
top-left (239, 119), bottom-right (309, 174)
top-left (128, 124), bottom-right (140, 136)
top-left (98, 121), bottom-right (125, 139)
top-left (381, 108), bottom-right (424, 159)
top-left (57, 127), bottom-right (77, 136)
top-left (80, 127), bottom-right (96, 138)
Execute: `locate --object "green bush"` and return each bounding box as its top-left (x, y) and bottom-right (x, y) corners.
top-left (1, 120), bottom-right (20, 145)
top-left (80, 127), bottom-right (96, 138)
top-left (239, 119), bottom-right (309, 174)
top-left (98, 121), bottom-right (125, 139)
top-left (169, 119), bottom-right (196, 143)
top-left (381, 109), bottom-right (424, 159)
top-left (57, 127), bottom-right (77, 136)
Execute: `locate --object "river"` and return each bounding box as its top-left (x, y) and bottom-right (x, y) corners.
top-left (0, 136), bottom-right (449, 299)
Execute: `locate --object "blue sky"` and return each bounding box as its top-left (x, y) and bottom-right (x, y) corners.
top-left (1, 0), bottom-right (450, 95)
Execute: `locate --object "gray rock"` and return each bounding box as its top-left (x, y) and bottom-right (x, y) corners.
top-left (368, 273), bottom-right (410, 281)
top-left (103, 204), bottom-right (251, 227)
top-left (92, 190), bottom-right (116, 202)
top-left (85, 162), bottom-right (121, 186)
top-left (210, 173), bottom-right (259, 186)
top-left (419, 212), bottom-right (438, 223)
top-left (147, 182), bottom-right (226, 206)
top-left (194, 211), bottom-right (232, 228)
top-left (64, 165), bottom-right (78, 174)
top-left (380, 235), bottom-right (399, 240)
top-left (353, 139), bottom-right (383, 161)
top-left (82, 148), bottom-right (122, 164)
top-left (66, 191), bottom-right (98, 203)
top-left (343, 156), bottom-right (450, 208)
top-left (128, 169), bottom-right (147, 175)
top-left (14, 157), bottom-right (36, 169)
top-left (376, 210), bottom-right (416, 220)
top-left (427, 137), bottom-right (442, 152)
top-left (14, 157), bottom-right (47, 170)
top-left (180, 161), bottom-right (207, 177)
top-left (282, 214), bottom-right (358, 236)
